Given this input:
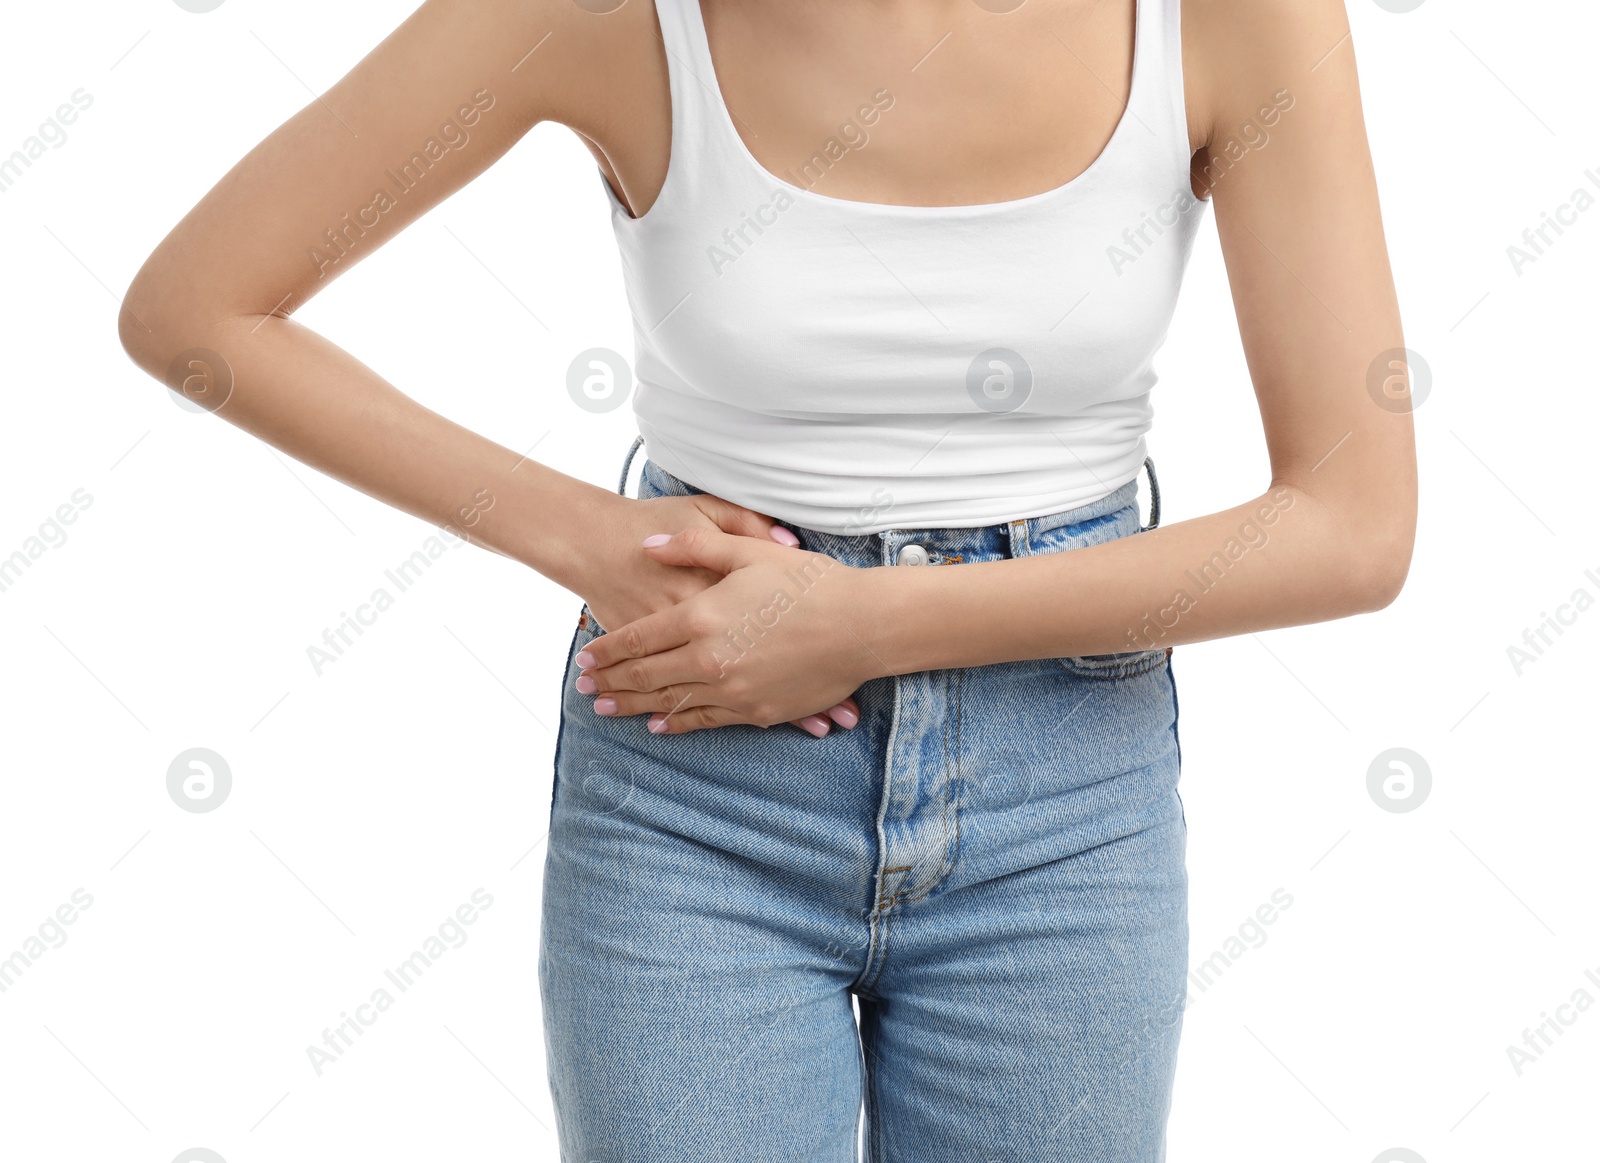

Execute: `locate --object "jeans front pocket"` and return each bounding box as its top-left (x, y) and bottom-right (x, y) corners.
top-left (553, 604), bottom-right (607, 810)
top-left (1054, 646), bottom-right (1171, 680)
top-left (1028, 497), bottom-right (1167, 680)
top-left (575, 604), bottom-right (607, 640)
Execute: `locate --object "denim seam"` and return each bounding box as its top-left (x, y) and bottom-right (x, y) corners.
top-left (869, 907), bottom-right (895, 995)
top-left (857, 878), bottom-right (902, 996)
top-left (864, 1017), bottom-right (886, 1163)
top-left (548, 607), bottom-right (592, 812)
top-left (1166, 653), bottom-right (1183, 771)
top-left (1055, 648), bottom-right (1171, 681)
top-left (1166, 653), bottom-right (1185, 833)
top-left (853, 556), bottom-right (908, 992)
top-left (901, 666), bottom-right (965, 905)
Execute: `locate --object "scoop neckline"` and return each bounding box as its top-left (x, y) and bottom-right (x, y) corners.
top-left (684, 0), bottom-right (1146, 218)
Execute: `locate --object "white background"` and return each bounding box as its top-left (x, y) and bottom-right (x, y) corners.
top-left (1, 1), bottom-right (1595, 1161)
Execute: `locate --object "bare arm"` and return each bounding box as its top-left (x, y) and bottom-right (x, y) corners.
top-left (118, 0), bottom-right (861, 740)
top-left (574, 0), bottom-right (1418, 730)
top-left (122, 0), bottom-right (606, 579)
top-left (862, 0), bottom-right (1417, 671)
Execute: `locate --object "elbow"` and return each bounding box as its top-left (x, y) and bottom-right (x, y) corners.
top-left (1359, 542), bottom-right (1412, 612)
top-left (121, 258), bottom-right (259, 411)
top-left (118, 298), bottom-right (159, 376)
top-left (118, 260), bottom-right (180, 378)
top-left (1351, 508), bottom-right (1417, 614)
top-left (118, 252), bottom-right (223, 381)
top-left (1290, 469), bottom-right (1417, 616)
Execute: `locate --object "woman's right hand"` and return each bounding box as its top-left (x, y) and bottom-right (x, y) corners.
top-left (571, 491), bottom-right (860, 738)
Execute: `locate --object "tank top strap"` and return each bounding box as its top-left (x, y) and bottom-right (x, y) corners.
top-left (1137, 0), bottom-right (1198, 183)
top-left (653, 0), bottom-right (1195, 202)
top-left (649, 0), bottom-right (750, 178)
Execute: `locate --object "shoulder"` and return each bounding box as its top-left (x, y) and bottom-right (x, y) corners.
top-left (456, 0), bottom-right (665, 138)
top-left (1180, 0), bottom-right (1355, 151)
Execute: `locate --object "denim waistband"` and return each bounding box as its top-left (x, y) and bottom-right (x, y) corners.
top-left (615, 436), bottom-right (1159, 567)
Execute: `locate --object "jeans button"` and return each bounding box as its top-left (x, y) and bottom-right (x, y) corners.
top-left (897, 543), bottom-right (930, 566)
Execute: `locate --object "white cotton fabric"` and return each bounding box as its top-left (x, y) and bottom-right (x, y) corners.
top-left (602, 0), bottom-right (1210, 534)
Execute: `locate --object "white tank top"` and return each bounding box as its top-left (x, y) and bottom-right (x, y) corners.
top-left (601, 0), bottom-right (1209, 535)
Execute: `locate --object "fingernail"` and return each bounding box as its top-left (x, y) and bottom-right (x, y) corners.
top-left (594, 697), bottom-right (617, 716)
top-left (799, 714), bottom-right (830, 738)
top-left (575, 650), bottom-right (596, 668)
top-left (769, 526), bottom-right (800, 547)
top-left (575, 675), bottom-right (597, 694)
top-left (826, 704), bottom-right (859, 729)
top-left (642, 533), bottom-right (672, 547)
top-left (648, 717), bottom-right (669, 734)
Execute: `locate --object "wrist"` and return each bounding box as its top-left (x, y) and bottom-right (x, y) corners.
top-left (504, 467), bottom-right (624, 591)
top-left (850, 563), bottom-right (938, 678)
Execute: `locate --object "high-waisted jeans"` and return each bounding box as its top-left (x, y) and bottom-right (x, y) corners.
top-left (540, 444), bottom-right (1188, 1162)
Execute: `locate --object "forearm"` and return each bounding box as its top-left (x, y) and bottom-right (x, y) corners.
top-left (857, 482), bottom-right (1411, 676)
top-left (123, 309), bottom-right (614, 590)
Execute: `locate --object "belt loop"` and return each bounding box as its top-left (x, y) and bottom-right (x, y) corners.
top-left (1008, 517), bottom-right (1030, 559)
top-left (617, 433), bottom-right (645, 497)
top-left (1142, 456), bottom-right (1162, 531)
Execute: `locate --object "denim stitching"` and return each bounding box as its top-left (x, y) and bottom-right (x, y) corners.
top-left (871, 901), bottom-right (896, 994)
top-left (863, 1007), bottom-right (886, 1163)
top-left (549, 617), bottom-right (591, 813)
top-left (1055, 648), bottom-right (1171, 680)
top-left (858, 872), bottom-right (905, 995)
top-left (902, 666), bottom-right (965, 905)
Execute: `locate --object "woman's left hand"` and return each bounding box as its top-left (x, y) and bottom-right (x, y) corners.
top-left (572, 527), bottom-right (884, 735)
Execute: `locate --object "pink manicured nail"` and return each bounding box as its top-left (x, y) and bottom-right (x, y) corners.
top-left (575, 650), bottom-right (596, 668)
top-left (648, 717), bottom-right (670, 734)
top-left (799, 714), bottom-right (830, 738)
top-left (826, 704), bottom-right (859, 729)
top-left (575, 675), bottom-right (597, 694)
top-left (769, 526), bottom-right (800, 547)
top-left (594, 697), bottom-right (618, 716)
top-left (642, 533), bottom-right (672, 547)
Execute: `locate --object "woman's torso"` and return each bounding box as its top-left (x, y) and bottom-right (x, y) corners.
top-left (567, 0), bottom-right (1215, 535)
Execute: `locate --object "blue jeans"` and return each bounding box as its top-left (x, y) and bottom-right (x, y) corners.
top-left (540, 450), bottom-right (1188, 1162)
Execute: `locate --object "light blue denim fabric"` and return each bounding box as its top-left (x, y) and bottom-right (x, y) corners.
top-left (539, 452), bottom-right (1188, 1162)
